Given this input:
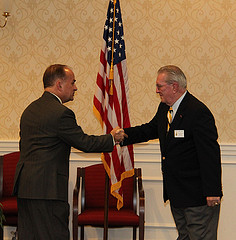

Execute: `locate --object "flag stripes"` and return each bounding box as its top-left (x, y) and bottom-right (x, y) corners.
top-left (93, 0), bottom-right (134, 210)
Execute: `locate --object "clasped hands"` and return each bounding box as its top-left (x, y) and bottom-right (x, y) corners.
top-left (110, 127), bottom-right (128, 144)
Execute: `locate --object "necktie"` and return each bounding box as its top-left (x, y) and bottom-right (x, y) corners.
top-left (167, 107), bottom-right (173, 132)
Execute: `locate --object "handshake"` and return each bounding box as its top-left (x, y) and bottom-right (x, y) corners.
top-left (110, 127), bottom-right (128, 145)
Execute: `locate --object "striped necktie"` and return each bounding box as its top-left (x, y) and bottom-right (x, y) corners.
top-left (167, 107), bottom-right (173, 132)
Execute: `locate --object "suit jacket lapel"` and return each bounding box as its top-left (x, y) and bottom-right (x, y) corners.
top-left (173, 91), bottom-right (190, 125)
top-left (165, 91), bottom-right (190, 142)
top-left (158, 104), bottom-right (169, 150)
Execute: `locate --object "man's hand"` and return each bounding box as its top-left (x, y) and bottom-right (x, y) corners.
top-left (206, 196), bottom-right (221, 207)
top-left (110, 127), bottom-right (128, 144)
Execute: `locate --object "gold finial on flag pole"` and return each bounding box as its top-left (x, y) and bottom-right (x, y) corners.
top-left (109, 0), bottom-right (117, 96)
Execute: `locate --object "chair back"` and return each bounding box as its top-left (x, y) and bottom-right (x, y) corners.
top-left (82, 164), bottom-right (135, 210)
top-left (73, 164), bottom-right (145, 240)
top-left (0, 152), bottom-right (20, 198)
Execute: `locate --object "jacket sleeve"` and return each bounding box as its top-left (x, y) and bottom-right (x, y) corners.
top-left (122, 107), bottom-right (160, 146)
top-left (192, 106), bottom-right (222, 197)
top-left (58, 108), bottom-right (114, 153)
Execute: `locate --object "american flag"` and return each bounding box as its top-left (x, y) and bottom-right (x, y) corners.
top-left (93, 0), bottom-right (134, 210)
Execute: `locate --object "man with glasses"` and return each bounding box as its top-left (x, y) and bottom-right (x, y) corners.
top-left (122, 65), bottom-right (222, 240)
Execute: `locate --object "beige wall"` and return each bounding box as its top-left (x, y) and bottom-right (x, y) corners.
top-left (1, 0), bottom-right (236, 142)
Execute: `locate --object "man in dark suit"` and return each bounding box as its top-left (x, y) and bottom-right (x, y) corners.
top-left (13, 64), bottom-right (126, 240)
top-left (122, 65), bottom-right (223, 239)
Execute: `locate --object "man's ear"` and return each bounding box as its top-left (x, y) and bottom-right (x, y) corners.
top-left (55, 79), bottom-right (62, 91)
top-left (172, 82), bottom-right (179, 93)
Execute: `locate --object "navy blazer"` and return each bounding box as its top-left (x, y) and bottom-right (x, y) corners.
top-left (13, 91), bottom-right (114, 201)
top-left (123, 91), bottom-right (222, 208)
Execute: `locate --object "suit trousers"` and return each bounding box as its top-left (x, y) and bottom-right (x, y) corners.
top-left (17, 198), bottom-right (70, 240)
top-left (171, 204), bottom-right (220, 240)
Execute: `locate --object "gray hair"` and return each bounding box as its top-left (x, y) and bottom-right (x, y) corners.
top-left (157, 65), bottom-right (187, 89)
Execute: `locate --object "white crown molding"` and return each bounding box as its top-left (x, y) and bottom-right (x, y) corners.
top-left (0, 140), bottom-right (235, 164)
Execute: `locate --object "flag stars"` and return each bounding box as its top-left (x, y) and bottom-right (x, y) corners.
top-left (103, 1), bottom-right (126, 65)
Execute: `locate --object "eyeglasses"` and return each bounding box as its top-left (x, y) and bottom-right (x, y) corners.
top-left (156, 83), bottom-right (172, 89)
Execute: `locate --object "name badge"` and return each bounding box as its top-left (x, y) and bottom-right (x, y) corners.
top-left (174, 130), bottom-right (184, 138)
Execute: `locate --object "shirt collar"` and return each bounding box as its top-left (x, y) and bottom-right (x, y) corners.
top-left (48, 92), bottom-right (62, 104)
top-left (171, 91), bottom-right (187, 118)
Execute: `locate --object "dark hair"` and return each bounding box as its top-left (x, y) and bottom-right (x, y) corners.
top-left (43, 64), bottom-right (68, 88)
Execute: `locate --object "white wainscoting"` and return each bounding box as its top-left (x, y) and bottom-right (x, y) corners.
top-left (0, 140), bottom-right (236, 240)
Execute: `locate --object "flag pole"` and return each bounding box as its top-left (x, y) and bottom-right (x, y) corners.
top-left (109, 0), bottom-right (117, 96)
top-left (104, 171), bottom-right (109, 240)
top-left (104, 1), bottom-right (117, 238)
top-left (94, 0), bottom-right (134, 235)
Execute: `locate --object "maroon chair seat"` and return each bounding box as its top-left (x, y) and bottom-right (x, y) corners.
top-left (0, 152), bottom-right (19, 239)
top-left (73, 164), bottom-right (145, 240)
top-left (77, 208), bottom-right (139, 226)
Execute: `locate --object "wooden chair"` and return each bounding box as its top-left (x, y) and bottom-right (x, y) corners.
top-left (72, 164), bottom-right (145, 240)
top-left (0, 152), bottom-right (19, 240)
